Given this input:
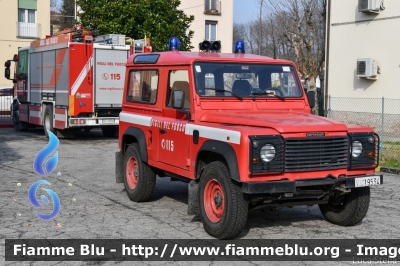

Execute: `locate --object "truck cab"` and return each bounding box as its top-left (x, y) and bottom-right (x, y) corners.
top-left (116, 39), bottom-right (382, 239)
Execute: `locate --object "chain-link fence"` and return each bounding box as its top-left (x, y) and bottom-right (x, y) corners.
top-left (327, 96), bottom-right (400, 169)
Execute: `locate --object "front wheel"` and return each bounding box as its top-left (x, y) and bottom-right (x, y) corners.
top-left (199, 161), bottom-right (248, 239)
top-left (43, 105), bottom-right (56, 138)
top-left (11, 102), bottom-right (28, 131)
top-left (123, 143), bottom-right (156, 202)
top-left (319, 186), bottom-right (370, 226)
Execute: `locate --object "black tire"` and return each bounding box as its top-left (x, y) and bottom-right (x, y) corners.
top-left (123, 143), bottom-right (156, 202)
top-left (102, 126), bottom-right (118, 138)
top-left (319, 186), bottom-right (370, 226)
top-left (199, 161), bottom-right (248, 239)
top-left (43, 105), bottom-right (56, 138)
top-left (11, 102), bottom-right (28, 131)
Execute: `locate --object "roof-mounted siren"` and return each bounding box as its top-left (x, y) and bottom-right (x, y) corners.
top-left (358, 0), bottom-right (384, 13)
top-left (234, 40), bottom-right (245, 53)
top-left (199, 40), bottom-right (221, 52)
top-left (169, 37), bottom-right (180, 51)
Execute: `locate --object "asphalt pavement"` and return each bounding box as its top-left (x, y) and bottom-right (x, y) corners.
top-left (1, 127), bottom-right (399, 266)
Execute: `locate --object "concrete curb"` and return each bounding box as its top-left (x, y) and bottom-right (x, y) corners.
top-left (380, 167), bottom-right (400, 175)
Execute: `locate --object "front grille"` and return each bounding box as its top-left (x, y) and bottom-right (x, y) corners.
top-left (284, 137), bottom-right (349, 172)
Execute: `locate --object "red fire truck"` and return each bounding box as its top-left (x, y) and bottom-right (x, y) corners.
top-left (4, 31), bottom-right (151, 138)
top-left (115, 38), bottom-right (382, 239)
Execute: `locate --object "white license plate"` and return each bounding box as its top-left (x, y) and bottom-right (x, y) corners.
top-left (102, 119), bottom-right (115, 124)
top-left (355, 176), bottom-right (381, 187)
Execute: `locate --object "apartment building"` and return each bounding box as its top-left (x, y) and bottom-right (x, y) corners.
top-left (0, 0), bottom-right (50, 87)
top-left (326, 0), bottom-right (400, 101)
top-left (179, 0), bottom-right (233, 53)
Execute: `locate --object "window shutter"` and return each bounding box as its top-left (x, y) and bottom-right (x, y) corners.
top-left (18, 0), bottom-right (37, 10)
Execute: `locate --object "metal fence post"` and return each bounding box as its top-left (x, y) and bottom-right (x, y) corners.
top-left (381, 97), bottom-right (384, 156)
top-left (328, 95), bottom-right (332, 118)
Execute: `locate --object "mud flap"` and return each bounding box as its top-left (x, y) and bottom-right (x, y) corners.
top-left (115, 151), bottom-right (124, 183)
top-left (188, 180), bottom-right (199, 215)
top-left (56, 128), bottom-right (74, 139)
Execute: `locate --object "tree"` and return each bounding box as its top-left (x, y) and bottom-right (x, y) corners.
top-left (50, 0), bottom-right (60, 12)
top-left (59, 0), bottom-right (76, 30)
top-left (76, 0), bottom-right (194, 51)
top-left (232, 0), bottom-right (326, 114)
top-left (268, 0), bottom-right (325, 114)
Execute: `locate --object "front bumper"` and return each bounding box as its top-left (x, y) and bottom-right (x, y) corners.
top-left (69, 117), bottom-right (119, 127)
top-left (242, 174), bottom-right (383, 194)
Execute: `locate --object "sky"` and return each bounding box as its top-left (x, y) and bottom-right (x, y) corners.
top-left (233, 0), bottom-right (260, 24)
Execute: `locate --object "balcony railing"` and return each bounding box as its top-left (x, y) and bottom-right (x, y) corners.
top-left (204, 0), bottom-right (221, 15)
top-left (17, 22), bottom-right (41, 38)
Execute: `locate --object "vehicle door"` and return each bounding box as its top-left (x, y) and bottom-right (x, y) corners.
top-left (156, 68), bottom-right (191, 170)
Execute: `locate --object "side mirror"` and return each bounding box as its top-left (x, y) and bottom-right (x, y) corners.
top-left (5, 67), bottom-right (10, 80)
top-left (13, 54), bottom-right (18, 62)
top-left (171, 90), bottom-right (184, 109)
top-left (307, 91), bottom-right (315, 109)
top-left (4, 60), bottom-right (11, 80)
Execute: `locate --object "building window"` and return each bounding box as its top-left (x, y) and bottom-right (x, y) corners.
top-left (205, 0), bottom-right (218, 10)
top-left (204, 0), bottom-right (221, 14)
top-left (18, 9), bottom-right (36, 23)
top-left (205, 21), bottom-right (217, 41)
top-left (17, 8), bottom-right (39, 38)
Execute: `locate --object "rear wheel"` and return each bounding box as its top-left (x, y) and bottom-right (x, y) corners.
top-left (319, 186), bottom-right (370, 226)
top-left (199, 161), bottom-right (248, 239)
top-left (123, 143), bottom-right (156, 202)
top-left (43, 105), bottom-right (56, 138)
top-left (12, 102), bottom-right (28, 131)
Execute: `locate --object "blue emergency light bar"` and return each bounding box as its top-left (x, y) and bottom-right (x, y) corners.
top-left (168, 37), bottom-right (180, 51)
top-left (234, 40), bottom-right (245, 54)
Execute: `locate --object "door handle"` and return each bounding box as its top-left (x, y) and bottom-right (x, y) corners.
top-left (159, 128), bottom-right (167, 134)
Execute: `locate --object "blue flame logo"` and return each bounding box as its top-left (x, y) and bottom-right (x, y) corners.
top-left (28, 180), bottom-right (60, 220)
top-left (33, 130), bottom-right (59, 177)
top-left (29, 130), bottom-right (61, 220)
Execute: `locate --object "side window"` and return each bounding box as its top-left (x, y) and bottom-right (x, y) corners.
top-left (167, 70), bottom-right (190, 109)
top-left (127, 70), bottom-right (158, 104)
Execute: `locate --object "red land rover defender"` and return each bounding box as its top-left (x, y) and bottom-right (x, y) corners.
top-left (115, 39), bottom-right (382, 239)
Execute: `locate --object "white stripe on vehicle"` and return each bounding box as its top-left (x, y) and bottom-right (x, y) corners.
top-left (120, 112), bottom-right (152, 127)
top-left (55, 113), bottom-right (66, 121)
top-left (185, 124), bottom-right (241, 144)
top-left (30, 110), bottom-right (41, 118)
top-left (71, 56), bottom-right (93, 96)
top-left (120, 113), bottom-right (240, 144)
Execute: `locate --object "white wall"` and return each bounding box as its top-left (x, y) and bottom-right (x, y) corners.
top-left (326, 0), bottom-right (400, 103)
top-left (179, 0), bottom-right (233, 53)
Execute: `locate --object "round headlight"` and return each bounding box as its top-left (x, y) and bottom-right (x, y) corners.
top-left (260, 144), bottom-right (276, 162)
top-left (352, 141), bottom-right (363, 157)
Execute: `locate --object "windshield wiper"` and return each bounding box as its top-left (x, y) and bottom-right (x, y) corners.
top-left (251, 91), bottom-right (285, 101)
top-left (204, 88), bottom-right (243, 101)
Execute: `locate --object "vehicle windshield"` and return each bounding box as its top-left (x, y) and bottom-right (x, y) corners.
top-left (193, 62), bottom-right (303, 99)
